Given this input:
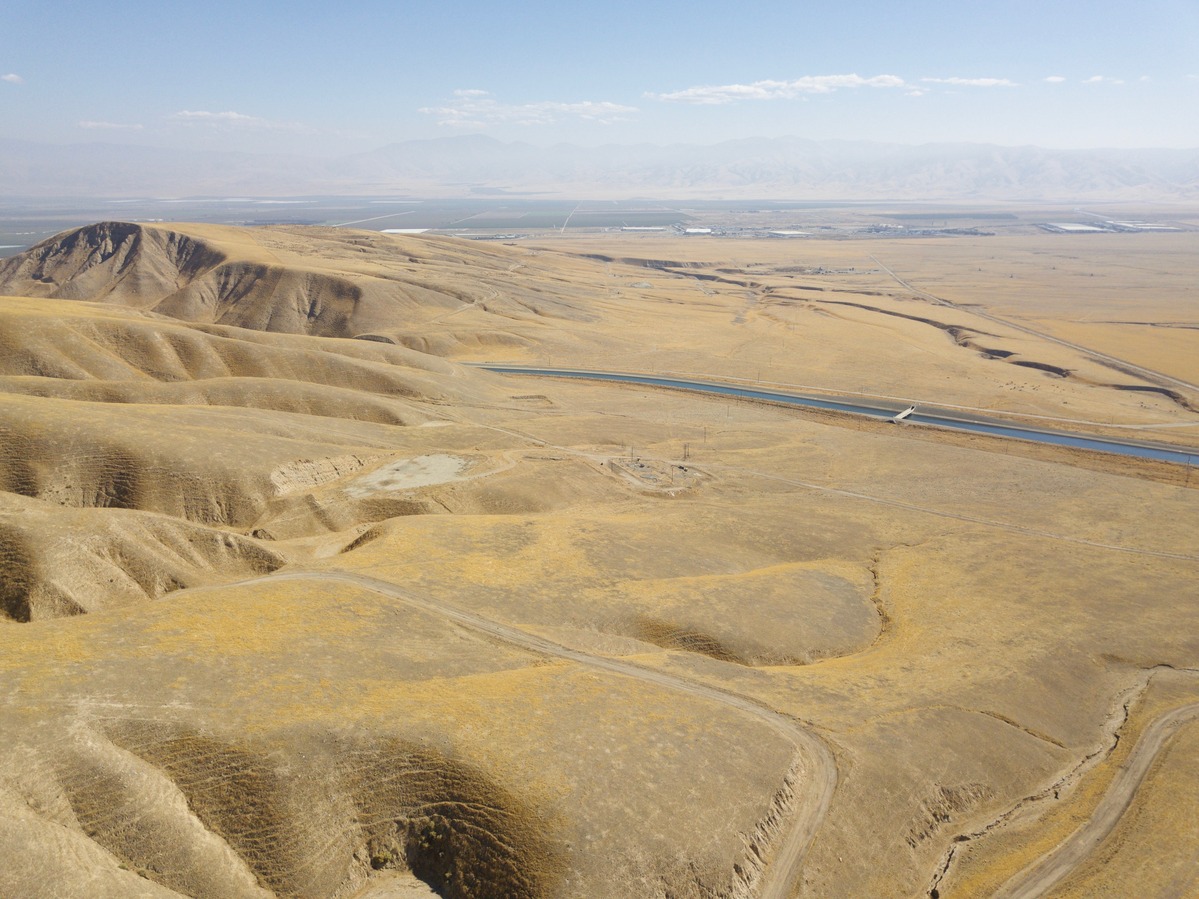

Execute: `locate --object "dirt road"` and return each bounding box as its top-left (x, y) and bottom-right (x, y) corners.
top-left (252, 570), bottom-right (836, 899)
top-left (995, 700), bottom-right (1199, 898)
top-left (870, 254), bottom-right (1199, 396)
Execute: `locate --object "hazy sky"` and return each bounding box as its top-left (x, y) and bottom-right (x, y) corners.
top-left (3, 0), bottom-right (1197, 154)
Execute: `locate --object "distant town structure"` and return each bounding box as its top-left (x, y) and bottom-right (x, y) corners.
top-left (1038, 220), bottom-right (1180, 234)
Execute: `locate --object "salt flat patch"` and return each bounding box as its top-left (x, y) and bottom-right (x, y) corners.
top-left (346, 454), bottom-right (470, 497)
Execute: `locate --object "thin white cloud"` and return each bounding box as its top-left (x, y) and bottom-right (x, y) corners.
top-left (420, 90), bottom-right (638, 127)
top-left (169, 109), bottom-right (305, 131)
top-left (1044, 75), bottom-right (1067, 83)
top-left (649, 74), bottom-right (906, 104)
top-left (172, 109), bottom-right (256, 123)
top-left (1084, 75), bottom-right (1124, 85)
top-left (922, 77), bottom-right (1018, 87)
top-left (79, 120), bottom-right (144, 131)
top-left (2, 73), bottom-right (23, 84)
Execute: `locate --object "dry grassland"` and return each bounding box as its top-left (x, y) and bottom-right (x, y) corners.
top-left (0, 221), bottom-right (1195, 898)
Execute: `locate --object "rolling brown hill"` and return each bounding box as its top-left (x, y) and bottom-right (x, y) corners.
top-left (1, 223), bottom-right (1197, 899)
top-left (0, 221), bottom-right (592, 350)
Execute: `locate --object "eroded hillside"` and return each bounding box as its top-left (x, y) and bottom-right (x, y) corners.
top-left (0, 221), bottom-right (594, 347)
top-left (1, 223), bottom-right (1197, 899)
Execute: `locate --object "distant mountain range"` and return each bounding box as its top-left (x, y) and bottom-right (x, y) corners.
top-left (4, 134), bottom-right (1198, 201)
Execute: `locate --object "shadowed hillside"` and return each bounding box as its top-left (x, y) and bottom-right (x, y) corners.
top-left (0, 222), bottom-right (591, 345)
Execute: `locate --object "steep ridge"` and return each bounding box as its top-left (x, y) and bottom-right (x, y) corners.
top-left (0, 223), bottom-right (596, 343)
top-left (48, 724), bottom-right (561, 899)
top-left (0, 296), bottom-right (525, 564)
top-left (0, 222), bottom-right (407, 338)
top-left (0, 221), bottom-right (226, 306)
top-left (0, 295), bottom-right (464, 393)
top-left (5, 718), bottom-right (564, 899)
top-left (0, 493), bottom-right (287, 621)
top-left (0, 284), bottom-right (638, 626)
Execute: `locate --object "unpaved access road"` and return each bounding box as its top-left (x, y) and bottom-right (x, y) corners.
top-left (869, 254), bottom-right (1199, 397)
top-left (249, 570), bottom-right (837, 899)
top-left (474, 366), bottom-right (1199, 465)
top-left (995, 700), bottom-right (1199, 898)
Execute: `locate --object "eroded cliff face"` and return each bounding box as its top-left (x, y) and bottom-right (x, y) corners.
top-left (0, 222), bottom-right (372, 336)
top-left (0, 221), bottom-right (227, 306)
top-left (0, 222), bottom-right (591, 345)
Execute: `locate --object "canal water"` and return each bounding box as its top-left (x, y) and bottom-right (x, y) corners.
top-left (482, 367), bottom-right (1199, 467)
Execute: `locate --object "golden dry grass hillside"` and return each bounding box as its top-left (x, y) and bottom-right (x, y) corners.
top-left (0, 221), bottom-right (1196, 899)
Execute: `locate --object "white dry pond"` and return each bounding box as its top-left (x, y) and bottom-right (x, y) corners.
top-left (345, 454), bottom-right (470, 497)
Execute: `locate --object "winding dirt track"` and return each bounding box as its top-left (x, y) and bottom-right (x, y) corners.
top-left (995, 701), bottom-right (1199, 898)
top-left (254, 570), bottom-right (836, 899)
top-left (869, 254), bottom-right (1199, 396)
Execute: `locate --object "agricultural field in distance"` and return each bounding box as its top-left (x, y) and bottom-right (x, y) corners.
top-left (6, 196), bottom-right (1195, 257)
